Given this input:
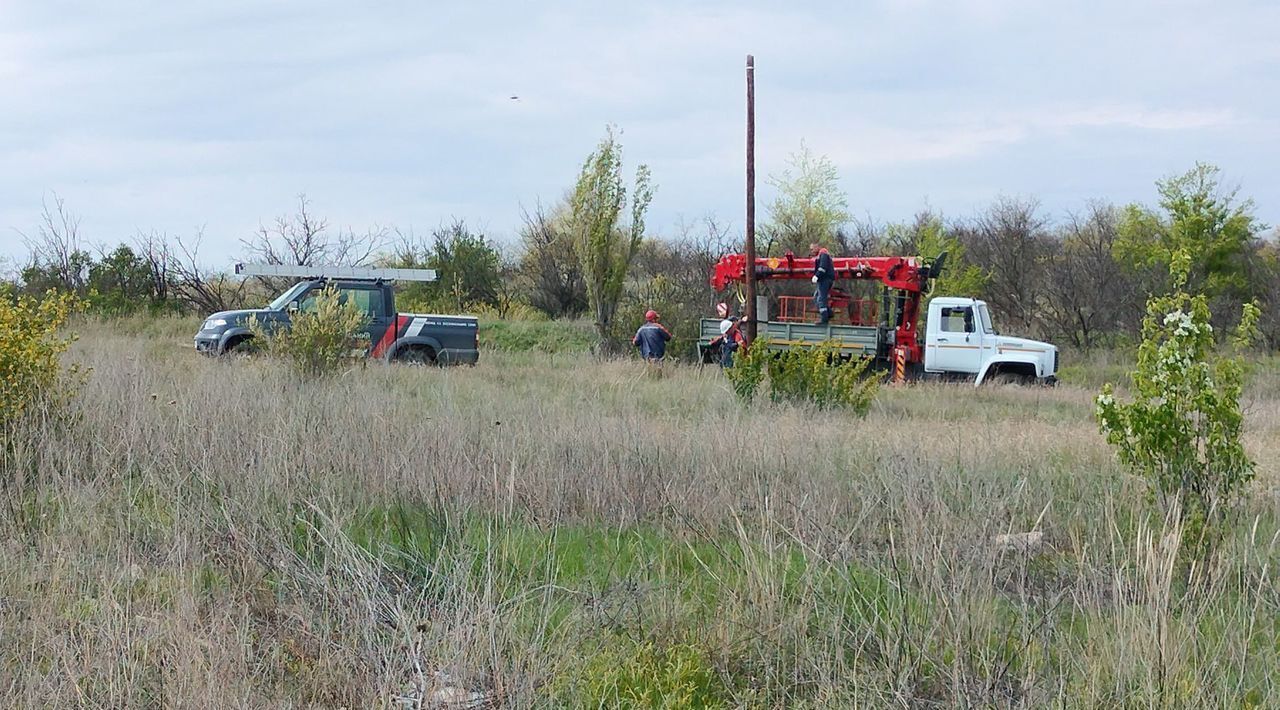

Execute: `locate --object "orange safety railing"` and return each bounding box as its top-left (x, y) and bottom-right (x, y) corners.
top-left (776, 296), bottom-right (879, 325)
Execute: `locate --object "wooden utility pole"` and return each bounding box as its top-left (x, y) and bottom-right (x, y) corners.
top-left (744, 54), bottom-right (758, 342)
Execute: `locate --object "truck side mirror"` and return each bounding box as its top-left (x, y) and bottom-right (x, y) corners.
top-left (287, 302), bottom-right (299, 314)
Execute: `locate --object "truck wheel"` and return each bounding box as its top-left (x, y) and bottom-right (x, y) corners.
top-left (224, 336), bottom-right (256, 356)
top-left (395, 346), bottom-right (437, 366)
top-left (990, 371), bottom-right (1033, 386)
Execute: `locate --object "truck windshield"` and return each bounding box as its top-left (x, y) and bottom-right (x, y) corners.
top-left (978, 304), bottom-right (995, 334)
top-left (268, 282), bottom-right (309, 311)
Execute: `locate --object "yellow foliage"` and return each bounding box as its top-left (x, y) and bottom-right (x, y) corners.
top-left (0, 291), bottom-right (79, 430)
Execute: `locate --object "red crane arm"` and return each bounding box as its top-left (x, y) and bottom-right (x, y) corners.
top-left (709, 251), bottom-right (947, 367)
top-left (710, 252), bottom-right (930, 292)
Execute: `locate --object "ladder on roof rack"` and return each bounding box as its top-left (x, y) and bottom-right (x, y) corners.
top-left (234, 263), bottom-right (437, 282)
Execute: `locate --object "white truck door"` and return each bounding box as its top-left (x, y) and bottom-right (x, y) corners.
top-left (930, 303), bottom-right (983, 374)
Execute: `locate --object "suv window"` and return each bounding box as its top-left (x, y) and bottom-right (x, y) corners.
top-left (940, 306), bottom-right (974, 333)
top-left (296, 285), bottom-right (386, 318)
top-left (337, 287), bottom-right (386, 318)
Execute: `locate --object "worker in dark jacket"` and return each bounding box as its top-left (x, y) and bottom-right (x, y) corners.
top-left (810, 242), bottom-right (835, 325)
top-left (633, 310), bottom-right (672, 362)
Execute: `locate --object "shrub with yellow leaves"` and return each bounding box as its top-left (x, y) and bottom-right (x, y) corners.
top-left (0, 291), bottom-right (79, 432)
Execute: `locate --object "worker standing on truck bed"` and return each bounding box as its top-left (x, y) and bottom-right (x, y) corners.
top-left (633, 310), bottom-right (672, 362)
top-left (810, 242), bottom-right (835, 325)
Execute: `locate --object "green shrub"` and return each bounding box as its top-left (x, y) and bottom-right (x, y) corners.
top-left (1095, 252), bottom-right (1258, 557)
top-left (0, 291), bottom-right (79, 432)
top-left (248, 287), bottom-right (370, 378)
top-left (562, 640), bottom-right (726, 708)
top-left (727, 339), bottom-right (877, 414)
top-left (725, 337), bottom-right (768, 402)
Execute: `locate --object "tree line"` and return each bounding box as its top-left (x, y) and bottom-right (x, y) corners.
top-left (5, 131), bottom-right (1277, 353)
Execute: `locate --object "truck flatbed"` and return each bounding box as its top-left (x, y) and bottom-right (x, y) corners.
top-left (697, 318), bottom-right (882, 362)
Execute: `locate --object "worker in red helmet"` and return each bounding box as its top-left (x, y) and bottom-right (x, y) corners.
top-left (632, 309), bottom-right (672, 362)
top-left (810, 242), bottom-right (835, 325)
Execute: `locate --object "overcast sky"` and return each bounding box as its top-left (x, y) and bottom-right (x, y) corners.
top-left (1, 0), bottom-right (1276, 267)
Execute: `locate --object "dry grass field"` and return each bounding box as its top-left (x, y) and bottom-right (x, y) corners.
top-left (3, 316), bottom-right (1280, 707)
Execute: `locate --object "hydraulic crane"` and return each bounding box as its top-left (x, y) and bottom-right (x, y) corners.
top-left (709, 251), bottom-right (946, 366)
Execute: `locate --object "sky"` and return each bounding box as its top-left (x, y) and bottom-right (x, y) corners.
top-left (1, 0), bottom-right (1277, 269)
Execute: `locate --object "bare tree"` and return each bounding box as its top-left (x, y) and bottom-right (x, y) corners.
top-left (19, 193), bottom-right (90, 294)
top-left (168, 231), bottom-right (246, 314)
top-left (1039, 203), bottom-right (1135, 348)
top-left (959, 196), bottom-right (1051, 333)
top-left (134, 230), bottom-right (174, 305)
top-left (837, 215), bottom-right (884, 256)
top-left (240, 194), bottom-right (388, 290)
top-left (516, 202), bottom-right (586, 318)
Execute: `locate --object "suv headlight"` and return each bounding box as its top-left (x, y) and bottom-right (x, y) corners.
top-left (204, 318), bottom-right (227, 330)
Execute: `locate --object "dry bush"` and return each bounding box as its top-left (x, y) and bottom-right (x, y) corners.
top-left (0, 320), bottom-right (1277, 706)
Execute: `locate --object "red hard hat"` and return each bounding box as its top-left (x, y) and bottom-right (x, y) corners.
top-left (645, 309), bottom-right (659, 322)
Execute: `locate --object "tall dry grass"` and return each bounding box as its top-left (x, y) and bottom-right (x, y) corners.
top-left (1, 319), bottom-right (1279, 707)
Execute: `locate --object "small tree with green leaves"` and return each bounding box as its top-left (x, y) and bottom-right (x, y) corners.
top-left (248, 287), bottom-right (370, 378)
top-left (764, 141), bottom-right (850, 255)
top-left (885, 212), bottom-right (986, 307)
top-left (1095, 252), bottom-right (1258, 557)
top-left (1115, 163), bottom-right (1259, 303)
top-left (725, 337), bottom-right (768, 403)
top-left (728, 340), bottom-right (877, 415)
top-left (569, 126), bottom-right (654, 350)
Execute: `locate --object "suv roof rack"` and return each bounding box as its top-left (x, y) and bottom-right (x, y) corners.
top-left (234, 263), bottom-right (437, 282)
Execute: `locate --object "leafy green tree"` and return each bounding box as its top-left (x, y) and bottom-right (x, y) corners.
top-left (1116, 163), bottom-right (1260, 302)
top-left (1096, 252), bottom-right (1258, 558)
top-left (429, 221), bottom-right (501, 310)
top-left (386, 221), bottom-right (502, 313)
top-left (885, 211), bottom-right (986, 305)
top-left (569, 126), bottom-right (654, 348)
top-left (20, 252), bottom-right (91, 298)
top-left (764, 142), bottom-right (850, 255)
top-left (86, 245), bottom-right (157, 314)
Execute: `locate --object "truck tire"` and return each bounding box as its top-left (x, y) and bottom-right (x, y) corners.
top-left (224, 335), bottom-right (256, 356)
top-left (394, 345), bottom-right (437, 366)
top-left (990, 371), bottom-right (1033, 386)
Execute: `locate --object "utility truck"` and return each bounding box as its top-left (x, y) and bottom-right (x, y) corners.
top-left (193, 263), bottom-right (479, 365)
top-left (698, 252), bottom-right (1058, 385)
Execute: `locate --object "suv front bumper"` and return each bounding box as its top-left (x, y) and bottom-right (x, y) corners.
top-left (194, 335), bottom-right (220, 354)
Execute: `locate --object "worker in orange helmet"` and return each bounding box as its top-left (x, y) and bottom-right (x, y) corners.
top-left (632, 309), bottom-right (672, 362)
top-left (810, 242), bottom-right (835, 325)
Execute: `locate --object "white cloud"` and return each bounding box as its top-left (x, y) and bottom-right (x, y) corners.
top-left (0, 0), bottom-right (1276, 262)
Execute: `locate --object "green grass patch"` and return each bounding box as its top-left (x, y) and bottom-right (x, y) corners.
top-left (479, 318), bottom-right (595, 354)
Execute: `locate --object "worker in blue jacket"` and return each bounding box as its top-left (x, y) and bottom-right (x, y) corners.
top-left (633, 310), bottom-right (673, 362)
top-left (810, 242), bottom-right (835, 325)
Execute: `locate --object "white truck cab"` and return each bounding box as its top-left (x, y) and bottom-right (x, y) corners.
top-left (924, 297), bottom-right (1058, 385)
